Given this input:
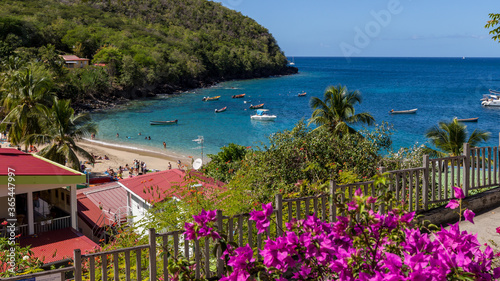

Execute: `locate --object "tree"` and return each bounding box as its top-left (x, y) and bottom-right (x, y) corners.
top-left (424, 118), bottom-right (490, 158)
top-left (485, 13), bottom-right (500, 42)
top-left (0, 66), bottom-right (54, 146)
top-left (308, 85), bottom-right (375, 136)
top-left (26, 97), bottom-right (97, 170)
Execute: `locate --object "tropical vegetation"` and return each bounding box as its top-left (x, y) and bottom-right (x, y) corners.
top-left (424, 118), bottom-right (490, 158)
top-left (0, 0), bottom-right (296, 107)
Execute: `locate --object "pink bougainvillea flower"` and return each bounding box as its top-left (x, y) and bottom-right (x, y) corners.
top-left (354, 188), bottom-right (362, 197)
top-left (250, 203), bottom-right (273, 234)
top-left (1, 220), bottom-right (7, 226)
top-left (347, 200), bottom-right (358, 211)
top-left (496, 226), bottom-right (500, 235)
top-left (452, 186), bottom-right (465, 199)
top-left (445, 199), bottom-right (460, 209)
top-left (463, 209), bottom-right (475, 224)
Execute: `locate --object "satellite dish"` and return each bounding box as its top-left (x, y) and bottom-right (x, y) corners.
top-left (193, 158), bottom-right (202, 170)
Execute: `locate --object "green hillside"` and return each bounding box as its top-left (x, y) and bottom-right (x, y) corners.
top-left (0, 0), bottom-right (297, 107)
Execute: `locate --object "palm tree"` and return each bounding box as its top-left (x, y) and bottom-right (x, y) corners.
top-left (0, 67), bottom-right (54, 146)
top-left (308, 85), bottom-right (375, 136)
top-left (424, 118), bottom-right (490, 157)
top-left (26, 97), bottom-right (97, 170)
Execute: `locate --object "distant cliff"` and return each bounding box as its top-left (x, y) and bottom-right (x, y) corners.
top-left (0, 0), bottom-right (297, 108)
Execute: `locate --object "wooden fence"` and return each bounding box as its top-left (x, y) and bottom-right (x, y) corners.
top-left (4, 143), bottom-right (500, 280)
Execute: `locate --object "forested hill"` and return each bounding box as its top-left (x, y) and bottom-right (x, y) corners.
top-left (0, 0), bottom-right (297, 107)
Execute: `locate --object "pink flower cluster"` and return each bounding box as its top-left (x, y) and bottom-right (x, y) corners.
top-left (184, 209), bottom-right (221, 241)
top-left (185, 190), bottom-right (500, 280)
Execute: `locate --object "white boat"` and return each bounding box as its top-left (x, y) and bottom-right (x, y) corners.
top-left (389, 108), bottom-right (417, 114)
top-left (481, 99), bottom-right (500, 107)
top-left (251, 109), bottom-right (276, 121)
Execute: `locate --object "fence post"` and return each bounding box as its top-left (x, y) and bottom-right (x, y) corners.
top-left (149, 228), bottom-right (157, 281)
top-left (378, 167), bottom-right (386, 214)
top-left (275, 194), bottom-right (283, 236)
top-left (463, 142), bottom-right (470, 197)
top-left (329, 180), bottom-right (336, 222)
top-left (422, 155), bottom-right (429, 210)
top-left (216, 210), bottom-right (223, 278)
top-left (74, 249), bottom-right (82, 281)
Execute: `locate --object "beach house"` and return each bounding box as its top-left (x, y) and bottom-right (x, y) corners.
top-left (61, 55), bottom-right (90, 68)
top-left (77, 169), bottom-right (224, 240)
top-left (0, 148), bottom-right (98, 264)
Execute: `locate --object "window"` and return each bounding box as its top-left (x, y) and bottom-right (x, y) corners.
top-left (66, 194), bottom-right (70, 205)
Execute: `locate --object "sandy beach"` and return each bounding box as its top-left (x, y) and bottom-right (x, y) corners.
top-left (76, 140), bottom-right (192, 176)
top-left (1, 138), bottom-right (193, 176)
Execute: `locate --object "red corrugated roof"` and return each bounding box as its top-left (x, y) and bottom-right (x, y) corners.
top-left (20, 228), bottom-right (99, 264)
top-left (77, 183), bottom-right (128, 228)
top-left (118, 169), bottom-right (225, 203)
top-left (0, 148), bottom-right (81, 176)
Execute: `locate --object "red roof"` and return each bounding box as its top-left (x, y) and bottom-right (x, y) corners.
top-left (0, 148), bottom-right (81, 176)
top-left (118, 169), bottom-right (225, 203)
top-left (61, 55), bottom-right (89, 61)
top-left (77, 183), bottom-right (127, 228)
top-left (20, 228), bottom-right (99, 264)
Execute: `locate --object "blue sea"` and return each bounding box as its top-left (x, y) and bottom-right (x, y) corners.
top-left (90, 57), bottom-right (500, 159)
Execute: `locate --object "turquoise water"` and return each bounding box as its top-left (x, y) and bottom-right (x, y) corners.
top-left (91, 57), bottom-right (500, 158)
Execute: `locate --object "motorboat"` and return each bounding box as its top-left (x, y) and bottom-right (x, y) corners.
top-left (249, 103), bottom-right (264, 109)
top-left (232, 94), bottom-right (245, 98)
top-left (251, 109), bottom-right (276, 121)
top-left (389, 108), bottom-right (417, 114)
top-left (215, 106), bottom-right (227, 113)
top-left (202, 96), bottom-right (220, 101)
top-left (298, 92), bottom-right (307, 97)
top-left (150, 119), bottom-right (178, 125)
top-left (482, 98), bottom-right (500, 107)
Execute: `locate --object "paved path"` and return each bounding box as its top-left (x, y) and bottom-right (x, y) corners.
top-left (456, 204), bottom-right (500, 248)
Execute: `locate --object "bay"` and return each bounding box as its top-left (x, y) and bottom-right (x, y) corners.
top-left (91, 57), bottom-right (500, 159)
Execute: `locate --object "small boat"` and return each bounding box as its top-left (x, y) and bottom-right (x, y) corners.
top-left (249, 103), bottom-right (264, 109)
top-left (232, 94), bottom-right (246, 99)
top-left (389, 108), bottom-right (417, 114)
top-left (251, 109), bottom-right (277, 121)
top-left (298, 92), bottom-right (307, 97)
top-left (489, 89), bottom-right (500, 95)
top-left (202, 96), bottom-right (220, 101)
top-left (150, 120), bottom-right (178, 125)
top-left (215, 106), bottom-right (227, 113)
top-left (456, 117), bottom-right (479, 122)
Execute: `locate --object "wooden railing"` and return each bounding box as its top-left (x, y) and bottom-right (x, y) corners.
top-left (5, 143), bottom-right (500, 280)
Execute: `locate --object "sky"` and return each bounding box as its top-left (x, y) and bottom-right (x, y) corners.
top-left (214, 0), bottom-right (500, 57)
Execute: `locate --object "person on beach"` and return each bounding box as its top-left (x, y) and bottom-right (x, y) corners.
top-left (104, 155), bottom-right (109, 160)
top-left (116, 133), bottom-right (119, 138)
top-left (142, 162), bottom-right (147, 174)
top-left (91, 133), bottom-right (95, 140)
top-left (177, 160), bottom-right (181, 169)
top-left (163, 142), bottom-right (166, 148)
top-left (148, 136), bottom-right (151, 140)
top-left (138, 132), bottom-right (142, 136)
top-left (168, 162), bottom-right (172, 170)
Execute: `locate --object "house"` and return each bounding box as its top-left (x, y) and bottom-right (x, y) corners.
top-left (77, 169), bottom-right (225, 239)
top-left (61, 55), bottom-right (90, 68)
top-left (0, 148), bottom-right (98, 264)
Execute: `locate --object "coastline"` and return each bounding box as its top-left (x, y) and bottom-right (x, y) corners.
top-left (77, 139), bottom-right (193, 175)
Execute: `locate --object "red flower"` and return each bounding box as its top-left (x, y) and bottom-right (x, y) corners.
top-left (1, 220), bottom-right (7, 226)
top-left (496, 226), bottom-right (500, 235)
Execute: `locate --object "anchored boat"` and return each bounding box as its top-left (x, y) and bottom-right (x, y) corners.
top-left (249, 103), bottom-right (264, 109)
top-left (150, 119), bottom-right (178, 125)
top-left (251, 109), bottom-right (276, 121)
top-left (202, 96), bottom-right (220, 101)
top-left (215, 106), bottom-right (227, 113)
top-left (389, 108), bottom-right (417, 114)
